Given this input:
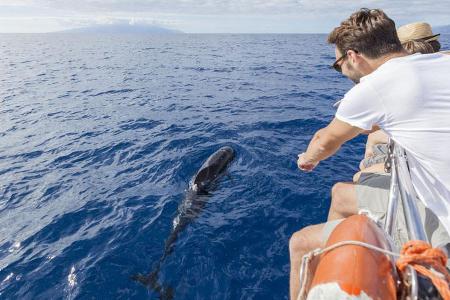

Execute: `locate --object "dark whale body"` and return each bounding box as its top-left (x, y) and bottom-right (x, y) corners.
top-left (132, 146), bottom-right (235, 298)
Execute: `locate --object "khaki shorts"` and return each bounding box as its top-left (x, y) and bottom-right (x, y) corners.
top-left (322, 172), bottom-right (450, 252)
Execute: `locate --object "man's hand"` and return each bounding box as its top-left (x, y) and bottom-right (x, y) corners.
top-left (296, 118), bottom-right (364, 173)
top-left (297, 153), bottom-right (319, 172)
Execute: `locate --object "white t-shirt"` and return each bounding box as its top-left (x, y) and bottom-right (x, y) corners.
top-left (336, 53), bottom-right (450, 235)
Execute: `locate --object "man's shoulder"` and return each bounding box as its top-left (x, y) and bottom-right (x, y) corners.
top-left (343, 80), bottom-right (377, 101)
top-left (397, 52), bottom-right (450, 67)
top-left (357, 54), bottom-right (447, 91)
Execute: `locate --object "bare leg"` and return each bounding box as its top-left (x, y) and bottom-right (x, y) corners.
top-left (289, 223), bottom-right (326, 300)
top-left (327, 182), bottom-right (358, 221)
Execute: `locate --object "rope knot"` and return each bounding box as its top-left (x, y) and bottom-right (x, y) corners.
top-left (396, 240), bottom-right (450, 300)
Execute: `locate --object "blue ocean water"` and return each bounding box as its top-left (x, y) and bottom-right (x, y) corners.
top-left (0, 33), bottom-right (449, 299)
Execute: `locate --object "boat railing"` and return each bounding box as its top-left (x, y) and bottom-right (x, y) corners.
top-left (384, 139), bottom-right (428, 242)
top-left (383, 139), bottom-right (427, 299)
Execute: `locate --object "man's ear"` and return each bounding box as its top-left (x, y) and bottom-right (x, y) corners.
top-left (347, 50), bottom-right (360, 64)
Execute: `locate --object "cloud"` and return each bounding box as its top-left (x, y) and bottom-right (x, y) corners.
top-left (2, 0), bottom-right (450, 18)
top-left (56, 15), bottom-right (179, 29)
top-left (18, 0), bottom-right (302, 15)
top-left (0, 0), bottom-right (449, 33)
top-left (8, 0), bottom-right (447, 17)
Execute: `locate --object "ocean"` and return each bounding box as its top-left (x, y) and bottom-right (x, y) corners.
top-left (1, 33), bottom-right (449, 299)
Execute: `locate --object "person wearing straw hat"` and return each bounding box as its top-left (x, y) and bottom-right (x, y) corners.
top-left (290, 9), bottom-right (450, 300)
top-left (397, 22), bottom-right (441, 54)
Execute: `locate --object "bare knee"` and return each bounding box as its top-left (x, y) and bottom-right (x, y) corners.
top-left (289, 230), bottom-right (307, 255)
top-left (329, 182), bottom-right (358, 220)
top-left (330, 183), bottom-right (346, 211)
top-left (289, 226), bottom-right (319, 258)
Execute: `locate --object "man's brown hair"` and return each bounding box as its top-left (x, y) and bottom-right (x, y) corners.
top-left (328, 8), bottom-right (403, 59)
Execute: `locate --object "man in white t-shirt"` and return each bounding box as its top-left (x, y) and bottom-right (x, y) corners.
top-left (289, 8), bottom-right (450, 300)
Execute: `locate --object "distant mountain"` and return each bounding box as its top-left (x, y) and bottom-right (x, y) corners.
top-left (435, 25), bottom-right (450, 34)
top-left (62, 24), bottom-right (183, 34)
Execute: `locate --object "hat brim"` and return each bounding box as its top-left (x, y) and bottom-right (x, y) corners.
top-left (424, 33), bottom-right (440, 42)
top-left (401, 33), bottom-right (440, 44)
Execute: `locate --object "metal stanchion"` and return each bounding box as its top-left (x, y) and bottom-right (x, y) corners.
top-left (394, 145), bottom-right (428, 242)
top-left (384, 140), bottom-right (399, 237)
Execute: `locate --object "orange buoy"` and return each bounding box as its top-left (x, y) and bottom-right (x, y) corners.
top-left (307, 215), bottom-right (397, 300)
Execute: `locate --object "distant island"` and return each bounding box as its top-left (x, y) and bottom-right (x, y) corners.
top-left (61, 23), bottom-right (183, 34)
top-left (435, 25), bottom-right (450, 34)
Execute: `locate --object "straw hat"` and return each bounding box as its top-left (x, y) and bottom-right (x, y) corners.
top-left (397, 22), bottom-right (440, 44)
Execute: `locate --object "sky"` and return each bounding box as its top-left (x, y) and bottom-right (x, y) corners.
top-left (0, 0), bottom-right (449, 33)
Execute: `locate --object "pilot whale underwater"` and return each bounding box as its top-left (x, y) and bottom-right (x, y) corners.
top-left (132, 146), bottom-right (235, 299)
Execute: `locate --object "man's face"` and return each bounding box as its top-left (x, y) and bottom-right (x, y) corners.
top-left (334, 48), bottom-right (365, 84)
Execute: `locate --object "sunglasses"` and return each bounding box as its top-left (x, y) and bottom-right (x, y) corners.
top-left (331, 52), bottom-right (348, 73)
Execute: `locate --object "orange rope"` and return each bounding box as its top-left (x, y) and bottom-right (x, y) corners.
top-left (396, 240), bottom-right (450, 299)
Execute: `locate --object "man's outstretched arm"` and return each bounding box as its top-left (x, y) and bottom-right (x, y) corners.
top-left (298, 118), bottom-right (364, 171)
